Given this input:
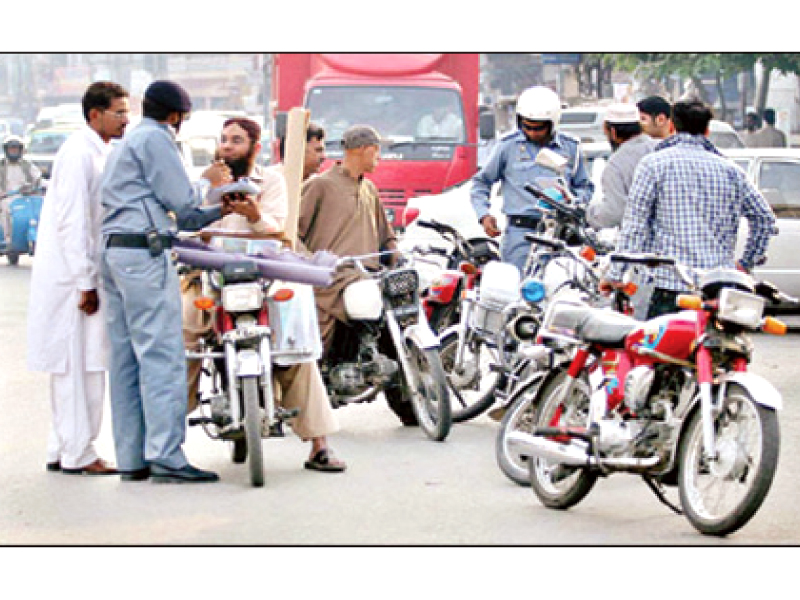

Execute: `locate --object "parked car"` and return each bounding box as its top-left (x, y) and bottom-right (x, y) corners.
top-left (722, 148), bottom-right (800, 311)
top-left (24, 125), bottom-right (81, 179)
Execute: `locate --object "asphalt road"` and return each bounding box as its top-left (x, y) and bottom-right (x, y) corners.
top-left (2, 255), bottom-right (800, 549)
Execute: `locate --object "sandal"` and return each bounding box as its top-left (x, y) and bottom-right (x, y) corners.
top-left (304, 449), bottom-right (346, 473)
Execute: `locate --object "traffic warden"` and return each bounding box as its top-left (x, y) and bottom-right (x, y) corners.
top-left (100, 80), bottom-right (233, 483)
top-left (470, 86), bottom-right (594, 273)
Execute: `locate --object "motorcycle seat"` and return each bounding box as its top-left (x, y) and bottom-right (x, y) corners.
top-left (576, 310), bottom-right (639, 348)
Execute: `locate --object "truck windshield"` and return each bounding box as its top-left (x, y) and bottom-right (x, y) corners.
top-left (306, 86), bottom-right (466, 160)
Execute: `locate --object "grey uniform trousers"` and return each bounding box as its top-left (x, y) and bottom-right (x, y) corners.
top-left (101, 246), bottom-right (189, 471)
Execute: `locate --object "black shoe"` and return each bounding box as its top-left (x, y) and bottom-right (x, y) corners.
top-left (150, 463), bottom-right (219, 484)
top-left (46, 461), bottom-right (61, 472)
top-left (120, 467), bottom-right (151, 481)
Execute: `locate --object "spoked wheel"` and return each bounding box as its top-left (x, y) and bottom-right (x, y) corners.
top-left (678, 383), bottom-right (779, 536)
top-left (496, 376), bottom-right (546, 486)
top-left (528, 372), bottom-right (598, 509)
top-left (242, 376), bottom-right (265, 487)
top-left (439, 329), bottom-right (502, 423)
top-left (400, 340), bottom-right (452, 441)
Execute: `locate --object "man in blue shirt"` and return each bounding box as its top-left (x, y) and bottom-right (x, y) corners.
top-left (600, 100), bottom-right (777, 318)
top-left (100, 80), bottom-right (233, 483)
top-left (470, 86), bottom-right (594, 272)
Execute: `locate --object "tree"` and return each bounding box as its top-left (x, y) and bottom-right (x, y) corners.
top-left (595, 53), bottom-right (800, 115)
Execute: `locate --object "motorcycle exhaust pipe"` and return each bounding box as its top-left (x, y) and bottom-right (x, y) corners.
top-left (507, 430), bottom-right (663, 470)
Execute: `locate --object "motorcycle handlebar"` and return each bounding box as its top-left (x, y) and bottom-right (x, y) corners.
top-left (523, 183), bottom-right (582, 222)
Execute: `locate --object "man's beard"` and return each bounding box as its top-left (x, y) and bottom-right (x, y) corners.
top-left (217, 149), bottom-right (256, 180)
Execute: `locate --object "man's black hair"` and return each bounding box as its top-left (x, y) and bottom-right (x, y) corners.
top-left (672, 100), bottom-right (714, 135)
top-left (763, 108), bottom-right (777, 126)
top-left (82, 81), bottom-right (129, 122)
top-left (607, 121), bottom-right (642, 142)
top-left (278, 122), bottom-right (326, 160)
top-left (636, 95), bottom-right (671, 118)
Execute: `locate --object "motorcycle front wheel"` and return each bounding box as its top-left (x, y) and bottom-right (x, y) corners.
top-left (399, 340), bottom-right (452, 441)
top-left (528, 372), bottom-right (598, 509)
top-left (439, 329), bottom-right (502, 422)
top-left (496, 374), bottom-right (548, 486)
top-left (678, 383), bottom-right (779, 536)
top-left (242, 376), bottom-right (265, 487)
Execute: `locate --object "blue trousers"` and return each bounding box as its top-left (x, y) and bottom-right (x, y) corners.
top-left (101, 247), bottom-right (188, 471)
top-left (500, 224), bottom-right (539, 275)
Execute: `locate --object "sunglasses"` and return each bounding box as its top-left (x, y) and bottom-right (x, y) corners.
top-left (521, 121), bottom-right (550, 133)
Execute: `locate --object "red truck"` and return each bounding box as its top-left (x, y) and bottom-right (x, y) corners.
top-left (271, 53), bottom-right (487, 228)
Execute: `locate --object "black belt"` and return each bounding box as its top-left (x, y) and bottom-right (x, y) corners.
top-left (106, 233), bottom-right (174, 249)
top-left (508, 215), bottom-right (541, 229)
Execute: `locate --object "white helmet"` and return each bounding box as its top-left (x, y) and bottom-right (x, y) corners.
top-left (516, 86), bottom-right (562, 126)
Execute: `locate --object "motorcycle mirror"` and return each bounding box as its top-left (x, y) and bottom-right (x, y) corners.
top-left (534, 147), bottom-right (568, 174)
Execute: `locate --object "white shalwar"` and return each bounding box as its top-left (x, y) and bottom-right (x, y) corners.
top-left (27, 125), bottom-right (111, 470)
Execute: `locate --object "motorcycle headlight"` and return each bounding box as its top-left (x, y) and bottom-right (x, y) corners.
top-left (717, 288), bottom-right (765, 329)
top-left (222, 282), bottom-right (263, 313)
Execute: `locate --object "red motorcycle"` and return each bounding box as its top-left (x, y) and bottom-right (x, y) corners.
top-left (508, 252), bottom-right (792, 536)
top-left (413, 219), bottom-right (499, 333)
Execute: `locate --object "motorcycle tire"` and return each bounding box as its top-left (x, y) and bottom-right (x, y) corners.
top-left (677, 383), bottom-right (779, 536)
top-left (398, 340), bottom-right (452, 441)
top-left (528, 371), bottom-right (598, 509)
top-left (242, 376), bottom-right (265, 487)
top-left (439, 329), bottom-right (502, 423)
top-left (496, 374), bottom-right (550, 486)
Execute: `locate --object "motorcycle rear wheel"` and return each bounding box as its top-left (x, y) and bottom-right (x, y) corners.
top-left (678, 383), bottom-right (779, 536)
top-left (439, 329), bottom-right (502, 423)
top-left (242, 376), bottom-right (265, 487)
top-left (400, 340), bottom-right (452, 441)
top-left (528, 372), bottom-right (598, 509)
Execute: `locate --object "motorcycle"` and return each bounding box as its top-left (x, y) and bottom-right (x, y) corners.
top-left (319, 250), bottom-right (452, 441)
top-left (439, 180), bottom-right (613, 424)
top-left (413, 219), bottom-right (500, 333)
top-left (0, 183), bottom-right (44, 265)
top-left (507, 252), bottom-right (792, 536)
top-left (177, 237), bottom-right (335, 487)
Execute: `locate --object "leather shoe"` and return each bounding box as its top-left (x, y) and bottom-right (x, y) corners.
top-left (46, 461), bottom-right (61, 472)
top-left (150, 463), bottom-right (219, 483)
top-left (62, 458), bottom-right (118, 476)
top-left (120, 467), bottom-right (151, 481)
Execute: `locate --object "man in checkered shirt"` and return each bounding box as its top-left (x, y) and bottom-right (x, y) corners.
top-left (599, 99), bottom-right (777, 319)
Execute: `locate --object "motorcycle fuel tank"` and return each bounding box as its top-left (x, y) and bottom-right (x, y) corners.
top-left (625, 310), bottom-right (700, 362)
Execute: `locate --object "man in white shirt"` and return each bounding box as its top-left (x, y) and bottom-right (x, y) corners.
top-left (27, 81), bottom-right (130, 475)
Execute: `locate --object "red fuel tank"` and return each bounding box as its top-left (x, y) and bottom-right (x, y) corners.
top-left (625, 311), bottom-right (700, 362)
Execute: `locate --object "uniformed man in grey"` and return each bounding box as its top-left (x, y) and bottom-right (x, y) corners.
top-left (586, 103), bottom-right (657, 230)
top-left (100, 81), bottom-right (233, 483)
top-left (470, 86), bottom-right (593, 273)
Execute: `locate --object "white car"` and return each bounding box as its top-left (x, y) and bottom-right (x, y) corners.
top-left (723, 148), bottom-right (800, 312)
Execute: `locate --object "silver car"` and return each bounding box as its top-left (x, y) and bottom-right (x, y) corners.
top-left (723, 148), bottom-right (800, 310)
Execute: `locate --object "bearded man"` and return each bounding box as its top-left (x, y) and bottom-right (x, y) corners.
top-left (182, 117), bottom-right (345, 473)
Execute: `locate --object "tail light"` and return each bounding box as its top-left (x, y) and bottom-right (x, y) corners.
top-left (400, 207), bottom-right (420, 227)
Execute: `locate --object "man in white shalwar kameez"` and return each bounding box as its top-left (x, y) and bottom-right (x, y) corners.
top-left (27, 82), bottom-right (131, 475)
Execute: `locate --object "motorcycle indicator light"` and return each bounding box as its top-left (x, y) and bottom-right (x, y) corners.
top-left (622, 282), bottom-right (638, 296)
top-left (194, 296), bottom-right (215, 311)
top-left (579, 245), bottom-right (595, 262)
top-left (272, 288), bottom-right (295, 303)
top-left (459, 262), bottom-right (478, 276)
top-left (762, 316), bottom-right (787, 336)
top-left (677, 294), bottom-right (702, 310)
top-left (521, 278), bottom-right (546, 303)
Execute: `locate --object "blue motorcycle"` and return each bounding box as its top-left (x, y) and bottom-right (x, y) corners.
top-left (0, 184), bottom-right (44, 266)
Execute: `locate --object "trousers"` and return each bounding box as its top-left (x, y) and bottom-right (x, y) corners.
top-left (46, 322), bottom-right (105, 469)
top-left (101, 246), bottom-right (189, 471)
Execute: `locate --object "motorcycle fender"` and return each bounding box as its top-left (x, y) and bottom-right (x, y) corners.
top-left (236, 348), bottom-right (263, 378)
top-left (438, 322), bottom-right (463, 342)
top-left (404, 321), bottom-right (440, 350)
top-left (717, 371), bottom-right (783, 411)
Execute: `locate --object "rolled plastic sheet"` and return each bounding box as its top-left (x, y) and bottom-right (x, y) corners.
top-left (173, 239), bottom-right (336, 287)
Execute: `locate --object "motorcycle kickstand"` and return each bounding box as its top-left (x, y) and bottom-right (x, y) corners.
top-left (641, 475), bottom-right (683, 515)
